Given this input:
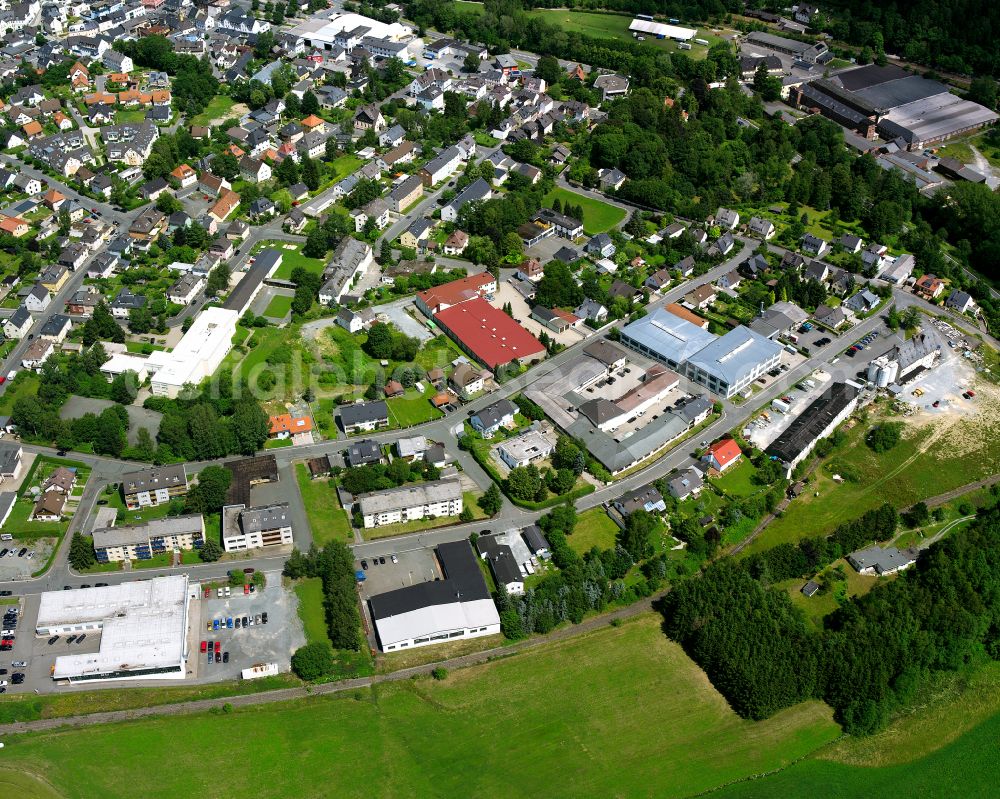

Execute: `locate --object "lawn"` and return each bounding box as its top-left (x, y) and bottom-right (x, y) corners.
top-left (0, 616), bottom-right (840, 798)
top-left (115, 109), bottom-right (148, 124)
top-left (0, 372), bottom-right (40, 414)
top-left (543, 187), bottom-right (626, 235)
top-left (745, 407), bottom-right (1000, 554)
top-left (294, 463), bottom-right (353, 546)
top-left (386, 386), bottom-right (444, 427)
top-left (711, 459), bottom-right (764, 497)
top-left (294, 577), bottom-right (329, 647)
top-left (266, 242), bottom-right (326, 281)
top-left (569, 508), bottom-right (620, 554)
top-left (263, 294), bottom-right (293, 318)
top-left (189, 95), bottom-right (236, 127)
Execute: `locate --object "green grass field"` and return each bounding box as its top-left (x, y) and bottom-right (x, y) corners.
top-left (265, 242), bottom-right (326, 281)
top-left (294, 577), bottom-right (328, 647)
top-left (189, 95), bottom-right (236, 127)
top-left (386, 387), bottom-right (444, 427)
top-left (294, 463), bottom-right (353, 545)
top-left (745, 409), bottom-right (1000, 554)
top-left (544, 187), bottom-right (626, 235)
top-left (712, 702), bottom-right (1000, 798)
top-left (569, 508), bottom-right (620, 554)
top-left (711, 459), bottom-right (764, 497)
top-left (263, 294), bottom-right (293, 318)
top-left (0, 616), bottom-right (839, 798)
top-left (510, 8), bottom-right (722, 58)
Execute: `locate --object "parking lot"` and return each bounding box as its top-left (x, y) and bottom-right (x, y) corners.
top-left (0, 572), bottom-right (303, 694)
top-left (0, 539), bottom-right (53, 581)
top-left (193, 572), bottom-right (303, 682)
top-left (356, 545), bottom-right (442, 601)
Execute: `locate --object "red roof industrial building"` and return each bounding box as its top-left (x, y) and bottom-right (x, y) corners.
top-left (433, 298), bottom-right (546, 370)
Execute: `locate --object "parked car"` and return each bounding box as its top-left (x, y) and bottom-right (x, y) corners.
top-left (222, 652), bottom-right (229, 663)
top-left (214, 641), bottom-right (221, 652)
top-left (201, 640), bottom-right (208, 653)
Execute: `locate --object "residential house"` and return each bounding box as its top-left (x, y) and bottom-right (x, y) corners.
top-left (702, 439), bottom-right (742, 473)
top-left (443, 230), bottom-right (469, 256)
top-left (24, 283), bottom-right (50, 313)
top-left (945, 290), bottom-right (976, 315)
top-left (914, 273), bottom-right (945, 300)
top-left (39, 314), bottom-right (71, 343)
top-left (470, 399), bottom-right (517, 438)
top-left (801, 233), bottom-right (829, 258)
top-left (747, 216), bottom-right (775, 239)
top-left (584, 233), bottom-right (615, 259)
top-left (844, 288), bottom-right (880, 315)
top-left (715, 207), bottom-right (740, 230)
top-left (2, 306), bottom-right (31, 339)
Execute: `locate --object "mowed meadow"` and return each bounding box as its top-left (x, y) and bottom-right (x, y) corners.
top-left (0, 616), bottom-right (839, 799)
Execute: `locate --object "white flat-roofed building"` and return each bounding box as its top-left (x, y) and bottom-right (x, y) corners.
top-left (150, 307), bottom-right (238, 397)
top-left (99, 352), bottom-right (150, 383)
top-left (92, 514), bottom-right (205, 563)
top-left (222, 502), bottom-right (294, 552)
top-left (497, 428), bottom-right (556, 469)
top-left (357, 479), bottom-right (462, 528)
top-left (288, 13), bottom-right (417, 51)
top-left (369, 541), bottom-right (500, 652)
top-left (628, 19), bottom-right (696, 40)
top-left (120, 463), bottom-right (188, 510)
top-left (37, 575), bottom-right (190, 683)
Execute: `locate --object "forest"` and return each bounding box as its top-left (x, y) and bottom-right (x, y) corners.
top-left (661, 499), bottom-right (1000, 734)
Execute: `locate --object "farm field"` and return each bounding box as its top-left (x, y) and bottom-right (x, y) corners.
top-left (712, 663), bottom-right (1000, 799)
top-left (569, 508), bottom-right (619, 554)
top-left (0, 616), bottom-right (840, 798)
top-left (543, 187), bottom-right (626, 235)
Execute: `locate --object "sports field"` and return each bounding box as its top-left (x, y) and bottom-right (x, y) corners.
top-left (527, 10), bottom-right (722, 57)
top-left (543, 187), bottom-right (625, 235)
top-left (0, 616), bottom-right (839, 798)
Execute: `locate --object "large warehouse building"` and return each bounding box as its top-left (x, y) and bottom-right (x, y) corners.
top-left (794, 64), bottom-right (998, 148)
top-left (765, 381), bottom-right (861, 476)
top-left (620, 308), bottom-right (783, 398)
top-left (288, 13), bottom-right (420, 57)
top-left (150, 307), bottom-right (239, 397)
top-left (433, 298), bottom-right (546, 372)
top-left (37, 576), bottom-right (191, 684)
top-left (368, 541), bottom-right (500, 652)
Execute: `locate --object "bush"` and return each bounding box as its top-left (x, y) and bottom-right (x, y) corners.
top-left (431, 667), bottom-right (448, 680)
top-left (866, 422), bottom-right (903, 453)
top-left (291, 641), bottom-right (336, 681)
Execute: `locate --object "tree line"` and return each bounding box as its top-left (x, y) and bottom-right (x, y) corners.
top-left (284, 542), bottom-right (363, 652)
top-left (662, 499), bottom-right (1000, 734)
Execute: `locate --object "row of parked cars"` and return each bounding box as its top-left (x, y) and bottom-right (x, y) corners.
top-left (0, 547), bottom-right (34, 559)
top-left (846, 330), bottom-right (880, 356)
top-left (201, 640), bottom-right (230, 664)
top-left (1, 605), bottom-right (17, 655)
top-left (206, 612), bottom-right (268, 632)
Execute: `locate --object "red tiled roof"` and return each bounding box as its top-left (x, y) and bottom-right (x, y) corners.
top-left (434, 298), bottom-right (545, 369)
top-left (705, 439), bottom-right (742, 468)
top-left (416, 273), bottom-right (495, 314)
